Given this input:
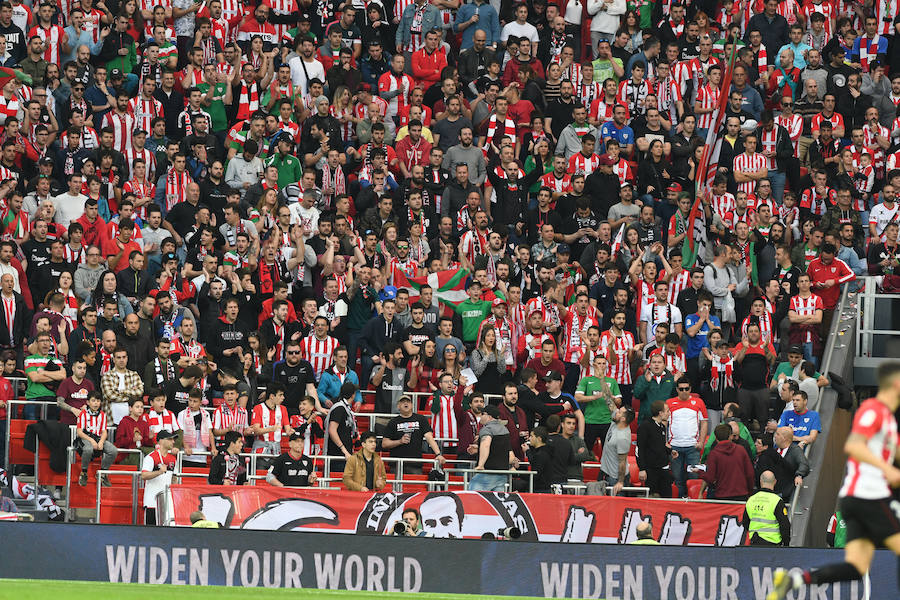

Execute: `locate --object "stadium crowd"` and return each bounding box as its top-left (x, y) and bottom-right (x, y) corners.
top-left (0, 0), bottom-right (893, 526)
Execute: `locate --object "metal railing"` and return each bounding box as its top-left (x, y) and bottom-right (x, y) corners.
top-left (94, 469), bottom-right (142, 525)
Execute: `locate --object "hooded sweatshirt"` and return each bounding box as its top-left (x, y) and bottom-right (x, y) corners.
top-left (209, 316), bottom-right (246, 372)
top-left (74, 263), bottom-right (106, 302)
top-left (700, 439), bottom-right (755, 499)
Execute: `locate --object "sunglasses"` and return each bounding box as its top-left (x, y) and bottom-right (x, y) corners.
top-left (286, 350), bottom-right (301, 355)
top-left (677, 387), bottom-right (691, 391)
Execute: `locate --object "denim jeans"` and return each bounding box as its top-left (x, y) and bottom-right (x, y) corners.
top-left (802, 342), bottom-right (818, 370)
top-left (768, 170), bottom-right (786, 203)
top-left (670, 445), bottom-right (699, 497)
top-left (469, 473), bottom-right (507, 492)
top-left (80, 439), bottom-right (118, 471)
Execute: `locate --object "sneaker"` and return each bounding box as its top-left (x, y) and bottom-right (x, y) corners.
top-left (766, 568), bottom-right (800, 600)
top-left (78, 472), bottom-right (87, 486)
top-left (100, 475), bottom-right (112, 487)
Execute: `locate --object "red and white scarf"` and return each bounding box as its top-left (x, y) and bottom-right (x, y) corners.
top-left (710, 355), bottom-right (734, 391)
top-left (483, 113), bottom-right (516, 153)
top-left (858, 34), bottom-right (881, 72)
top-left (99, 348), bottom-right (113, 376)
top-left (321, 164), bottom-right (345, 206)
top-left (236, 80), bottom-right (259, 121)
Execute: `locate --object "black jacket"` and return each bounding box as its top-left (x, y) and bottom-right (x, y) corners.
top-left (487, 162), bottom-right (542, 233)
top-left (208, 317), bottom-right (247, 372)
top-left (636, 418), bottom-right (672, 470)
top-left (116, 328), bottom-right (154, 373)
top-left (24, 419), bottom-right (70, 473)
top-left (116, 266), bottom-right (152, 299)
top-left (0, 291), bottom-right (31, 350)
top-left (753, 124), bottom-right (793, 172)
top-left (359, 315), bottom-right (405, 358)
top-left (755, 445), bottom-right (811, 500)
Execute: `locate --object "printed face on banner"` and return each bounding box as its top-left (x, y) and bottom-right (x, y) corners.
top-left (173, 488), bottom-right (745, 546)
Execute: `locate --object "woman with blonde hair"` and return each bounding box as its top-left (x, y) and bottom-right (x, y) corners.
top-left (470, 324), bottom-right (507, 394)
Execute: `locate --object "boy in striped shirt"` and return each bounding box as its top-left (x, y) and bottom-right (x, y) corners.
top-left (76, 390), bottom-right (118, 486)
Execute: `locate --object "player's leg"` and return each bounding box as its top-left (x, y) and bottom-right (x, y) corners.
top-left (883, 532), bottom-right (900, 591)
top-left (767, 540), bottom-right (873, 600)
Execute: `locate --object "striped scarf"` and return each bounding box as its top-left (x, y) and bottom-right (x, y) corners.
top-left (858, 34), bottom-right (881, 71)
top-left (710, 355), bottom-right (733, 391)
top-left (100, 348), bottom-right (112, 376)
top-left (754, 45), bottom-right (768, 78)
top-left (321, 164), bottom-right (345, 205)
top-left (484, 114), bottom-right (516, 151)
top-left (236, 80), bottom-right (259, 121)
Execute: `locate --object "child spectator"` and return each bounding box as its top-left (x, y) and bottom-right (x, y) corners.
top-left (76, 390), bottom-right (118, 486)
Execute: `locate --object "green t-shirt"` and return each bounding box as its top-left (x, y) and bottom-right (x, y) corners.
top-left (24, 354), bottom-right (63, 399)
top-left (592, 57), bottom-right (624, 84)
top-left (451, 299), bottom-right (492, 342)
top-left (771, 361), bottom-right (821, 386)
top-left (197, 82), bottom-right (229, 132)
top-left (265, 153), bottom-right (304, 189)
top-left (577, 375), bottom-right (621, 424)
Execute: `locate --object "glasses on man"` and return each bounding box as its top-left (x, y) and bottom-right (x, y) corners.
top-left (677, 387), bottom-right (691, 392)
top-left (286, 350), bottom-right (301, 355)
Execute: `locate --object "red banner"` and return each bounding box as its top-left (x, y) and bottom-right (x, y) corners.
top-left (168, 486), bottom-right (747, 546)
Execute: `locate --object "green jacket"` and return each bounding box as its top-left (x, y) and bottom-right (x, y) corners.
top-left (633, 371), bottom-right (676, 425)
top-left (702, 421), bottom-right (756, 461)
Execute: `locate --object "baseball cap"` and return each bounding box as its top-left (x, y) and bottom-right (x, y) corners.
top-left (397, 394), bottom-right (413, 404)
top-left (110, 68), bottom-right (123, 78)
top-left (788, 345), bottom-right (803, 355)
top-left (483, 405), bottom-right (501, 419)
top-left (557, 243), bottom-right (571, 254)
top-left (620, 181), bottom-right (632, 189)
top-left (289, 431), bottom-right (303, 441)
top-left (667, 182), bottom-right (682, 193)
top-left (528, 306), bottom-right (543, 317)
top-left (543, 370), bottom-right (563, 382)
top-left (38, 156), bottom-right (52, 166)
top-left (492, 297), bottom-right (507, 307)
top-left (597, 153), bottom-right (614, 166)
top-left (359, 83), bottom-right (372, 92)
top-left (156, 430), bottom-right (177, 443)
top-left (381, 285), bottom-right (398, 300)
top-left (162, 252), bottom-right (178, 263)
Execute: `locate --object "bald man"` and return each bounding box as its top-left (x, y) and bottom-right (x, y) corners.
top-left (631, 520), bottom-right (660, 545)
top-left (755, 427), bottom-right (810, 500)
top-left (115, 313), bottom-right (154, 372)
top-left (743, 470), bottom-right (791, 546)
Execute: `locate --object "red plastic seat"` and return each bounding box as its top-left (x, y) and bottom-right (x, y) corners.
top-left (627, 456), bottom-right (640, 486)
top-left (8, 419), bottom-right (36, 465)
top-left (687, 479), bottom-right (706, 499)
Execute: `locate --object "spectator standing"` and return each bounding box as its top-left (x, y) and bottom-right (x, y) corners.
top-left (699, 423), bottom-right (755, 500)
top-left (636, 400), bottom-right (675, 498)
top-left (666, 380), bottom-right (708, 498)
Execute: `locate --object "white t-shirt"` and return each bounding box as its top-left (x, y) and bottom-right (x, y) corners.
top-left (288, 56), bottom-right (326, 95)
top-left (640, 301), bottom-right (683, 344)
top-left (869, 201), bottom-right (899, 238)
top-left (500, 21), bottom-right (539, 47)
top-left (141, 451), bottom-right (174, 508)
top-left (52, 193), bottom-right (88, 226)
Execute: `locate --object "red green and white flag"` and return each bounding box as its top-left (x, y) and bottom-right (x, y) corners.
top-left (392, 268), bottom-right (471, 309)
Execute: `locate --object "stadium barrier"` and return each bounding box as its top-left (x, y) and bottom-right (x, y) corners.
top-left (0, 521), bottom-right (894, 597)
top-left (164, 486), bottom-right (744, 546)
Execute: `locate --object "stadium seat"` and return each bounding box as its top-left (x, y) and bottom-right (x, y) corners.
top-left (582, 462), bottom-right (601, 482)
top-left (8, 419), bottom-right (36, 465)
top-left (627, 456), bottom-right (640, 486)
top-left (687, 479), bottom-right (706, 499)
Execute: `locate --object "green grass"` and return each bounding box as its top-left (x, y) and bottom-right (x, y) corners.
top-left (0, 579), bottom-right (531, 600)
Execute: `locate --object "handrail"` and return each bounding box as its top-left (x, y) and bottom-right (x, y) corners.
top-left (4, 396), bottom-right (54, 473)
top-left (94, 469), bottom-right (142, 525)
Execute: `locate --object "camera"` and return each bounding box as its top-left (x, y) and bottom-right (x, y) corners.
top-left (498, 526), bottom-right (521, 540)
top-left (393, 521), bottom-right (408, 535)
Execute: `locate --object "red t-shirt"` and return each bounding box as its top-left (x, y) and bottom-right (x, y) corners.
top-left (102, 237), bottom-right (143, 272)
top-left (524, 357), bottom-right (566, 393)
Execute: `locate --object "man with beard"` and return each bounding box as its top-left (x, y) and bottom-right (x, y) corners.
top-left (271, 339), bottom-right (318, 416)
top-left (442, 126), bottom-right (486, 186)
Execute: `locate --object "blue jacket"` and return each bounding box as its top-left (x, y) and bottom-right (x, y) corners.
top-left (454, 2), bottom-right (501, 50)
top-left (318, 367), bottom-right (363, 406)
top-left (730, 83), bottom-right (764, 120)
top-left (396, 3), bottom-right (442, 52)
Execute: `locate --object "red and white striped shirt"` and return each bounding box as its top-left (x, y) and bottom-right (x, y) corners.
top-left (267, 0), bottom-right (299, 41)
top-left (122, 179), bottom-right (155, 221)
top-left (802, 1), bottom-right (835, 38)
top-left (124, 147), bottom-right (157, 180)
top-left (77, 408), bottom-right (106, 437)
top-left (611, 158), bottom-right (634, 186)
top-left (101, 111), bottom-right (135, 153)
top-left (568, 152), bottom-right (601, 176)
top-left (667, 269), bottom-right (691, 305)
top-left (213, 402), bottom-right (249, 439)
top-left (599, 329), bottom-right (636, 385)
top-left (561, 310), bottom-right (599, 363)
top-left (777, 113), bottom-right (803, 157)
top-left (789, 293), bottom-right (823, 343)
top-left (540, 172), bottom-right (572, 194)
top-left (300, 334), bottom-right (339, 381)
top-left (127, 96), bottom-right (164, 137)
top-left (840, 398), bottom-right (897, 499)
top-left (378, 71), bottom-right (414, 118)
top-left (431, 393), bottom-right (458, 442)
top-left (733, 152), bottom-right (767, 196)
top-left (759, 127), bottom-right (779, 170)
top-left (0, 94), bottom-right (18, 125)
top-left (146, 408), bottom-right (180, 435)
top-left (694, 82), bottom-right (720, 131)
top-left (589, 97), bottom-right (619, 125)
top-left (251, 402), bottom-right (289, 443)
top-left (29, 24), bottom-right (66, 66)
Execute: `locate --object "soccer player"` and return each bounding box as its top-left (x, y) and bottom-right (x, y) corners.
top-left (768, 361), bottom-right (900, 599)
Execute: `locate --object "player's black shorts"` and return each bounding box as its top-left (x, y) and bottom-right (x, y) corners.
top-left (839, 496), bottom-right (900, 546)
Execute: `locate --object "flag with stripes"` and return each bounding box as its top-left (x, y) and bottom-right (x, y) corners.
top-left (683, 46), bottom-right (739, 268)
top-left (392, 267), bottom-right (471, 309)
top-left (610, 223), bottom-right (625, 257)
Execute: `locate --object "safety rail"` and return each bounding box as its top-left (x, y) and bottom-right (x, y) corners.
top-left (789, 283), bottom-right (856, 547)
top-left (3, 390), bottom-right (50, 474)
top-left (854, 276), bottom-right (900, 385)
top-left (94, 469), bottom-right (142, 525)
